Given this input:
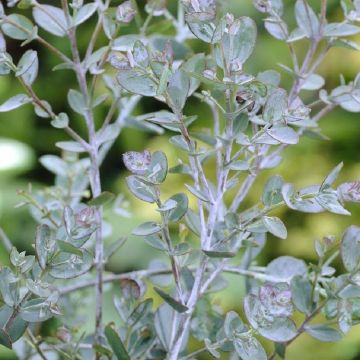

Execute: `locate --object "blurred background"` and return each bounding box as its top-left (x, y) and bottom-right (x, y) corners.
top-left (0, 0), bottom-right (359, 359)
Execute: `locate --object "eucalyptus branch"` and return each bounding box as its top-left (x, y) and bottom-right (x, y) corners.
top-left (2, 17), bottom-right (72, 64)
top-left (230, 174), bottom-right (257, 212)
top-left (61, 0), bottom-right (103, 344)
top-left (17, 77), bottom-right (89, 150)
top-left (0, 227), bottom-right (13, 253)
top-left (0, 1), bottom-right (358, 359)
top-left (268, 274), bottom-right (355, 360)
top-left (156, 198), bottom-right (185, 303)
top-left (26, 329), bottom-right (48, 360)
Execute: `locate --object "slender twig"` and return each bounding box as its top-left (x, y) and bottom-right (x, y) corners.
top-left (0, 227), bottom-right (13, 253)
top-left (84, 0), bottom-right (110, 60)
top-left (17, 77), bottom-right (89, 150)
top-left (2, 17), bottom-right (72, 64)
top-left (268, 271), bottom-right (353, 360)
top-left (230, 174), bottom-right (257, 212)
top-left (157, 198), bottom-right (185, 303)
top-left (26, 329), bottom-right (48, 360)
top-left (61, 0), bottom-right (103, 345)
top-left (58, 266), bottom-right (285, 296)
top-left (181, 339), bottom-right (228, 360)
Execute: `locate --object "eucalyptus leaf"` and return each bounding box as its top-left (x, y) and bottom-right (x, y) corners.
top-left (0, 94), bottom-right (31, 112)
top-left (154, 287), bottom-right (188, 313)
top-left (324, 23), bottom-right (360, 37)
top-left (35, 224), bottom-right (53, 270)
top-left (337, 182), bottom-right (360, 203)
top-left (56, 141), bottom-right (87, 153)
top-left (126, 175), bottom-right (157, 203)
top-left (2, 14), bottom-right (33, 40)
top-left (49, 250), bottom-right (93, 279)
top-left (73, 2), bottom-right (98, 27)
top-left (244, 294), bottom-right (297, 342)
top-left (167, 69), bottom-right (190, 111)
top-left (20, 299), bottom-right (53, 322)
top-left (105, 323), bottom-right (130, 360)
top-left (340, 225), bottom-right (360, 272)
top-left (266, 126), bottom-right (299, 145)
top-left (234, 337), bottom-right (267, 360)
top-left (295, 0), bottom-right (320, 38)
top-left (263, 88), bottom-right (287, 123)
top-left (33, 5), bottom-right (67, 37)
top-left (132, 222), bottom-right (162, 236)
top-left (221, 16), bottom-right (257, 66)
top-left (117, 69), bottom-right (158, 96)
top-left (15, 50), bottom-right (38, 85)
top-left (304, 325), bottom-right (342, 342)
top-left (185, 208), bottom-right (201, 236)
top-left (133, 40), bottom-right (150, 68)
top-left (154, 304), bottom-right (176, 350)
top-left (145, 150), bottom-right (168, 183)
top-left (320, 162), bottom-right (343, 191)
top-left (89, 191), bottom-right (115, 206)
top-left (57, 240), bottom-right (83, 257)
top-left (291, 275), bottom-right (312, 314)
top-left (168, 193), bottom-right (189, 222)
top-left (185, 184), bottom-right (211, 203)
top-left (266, 256), bottom-right (307, 281)
top-left (262, 175), bottom-right (284, 206)
top-left (0, 305), bottom-right (27, 346)
top-left (67, 89), bottom-right (86, 115)
top-left (263, 216), bottom-right (287, 239)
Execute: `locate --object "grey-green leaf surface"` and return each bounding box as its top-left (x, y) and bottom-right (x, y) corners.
top-left (35, 224), bottom-right (52, 269)
top-left (305, 325), bottom-right (342, 342)
top-left (263, 216), bottom-right (287, 239)
top-left (104, 323), bottom-right (130, 360)
top-left (234, 337), bottom-right (267, 360)
top-left (73, 3), bottom-right (98, 27)
top-left (341, 225), bottom-right (360, 272)
top-left (2, 14), bottom-right (33, 40)
top-left (49, 250), bottom-right (93, 279)
top-left (15, 50), bottom-right (38, 85)
top-left (263, 88), bottom-right (287, 123)
top-left (168, 193), bottom-right (189, 222)
top-left (154, 287), bottom-right (188, 313)
top-left (132, 222), bottom-right (162, 236)
top-left (167, 70), bottom-right (190, 111)
top-left (295, 0), bottom-right (320, 38)
top-left (33, 5), bottom-right (67, 37)
top-left (0, 94), bottom-right (31, 112)
top-left (262, 175), bottom-right (284, 206)
top-left (117, 69), bottom-right (158, 96)
top-left (126, 175), bottom-right (157, 203)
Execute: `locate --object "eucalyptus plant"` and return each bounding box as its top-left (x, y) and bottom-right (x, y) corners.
top-left (0, 0), bottom-right (360, 359)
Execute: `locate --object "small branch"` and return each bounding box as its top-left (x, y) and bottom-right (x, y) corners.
top-left (4, 291), bottom-right (31, 333)
top-left (230, 174), bottom-right (257, 212)
top-left (61, 0), bottom-right (103, 345)
top-left (3, 17), bottom-right (72, 64)
top-left (181, 339), bottom-right (228, 360)
top-left (84, 0), bottom-right (110, 60)
top-left (268, 273), bottom-right (353, 359)
top-left (312, 103), bottom-right (336, 122)
top-left (289, 38), bottom-right (320, 102)
top-left (26, 329), bottom-right (48, 360)
top-left (59, 268), bottom-right (173, 295)
top-left (58, 266), bottom-right (283, 295)
top-left (157, 198), bottom-right (185, 303)
top-left (17, 77), bottom-right (89, 151)
top-left (98, 96), bottom-right (121, 135)
top-left (0, 227), bottom-right (13, 253)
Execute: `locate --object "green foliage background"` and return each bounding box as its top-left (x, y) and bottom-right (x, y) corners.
top-left (0, 0), bottom-right (359, 358)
